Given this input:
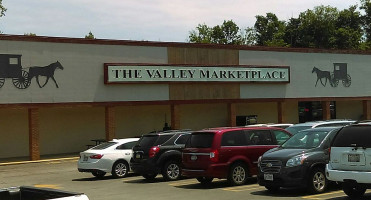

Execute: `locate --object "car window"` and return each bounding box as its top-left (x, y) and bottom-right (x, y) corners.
top-left (154, 135), bottom-right (173, 145)
top-left (175, 134), bottom-right (190, 145)
top-left (91, 142), bottom-right (117, 150)
top-left (332, 126), bottom-right (371, 148)
top-left (272, 130), bottom-right (291, 145)
top-left (221, 130), bottom-right (246, 146)
top-left (137, 135), bottom-right (158, 147)
top-left (116, 141), bottom-right (138, 150)
top-left (245, 130), bottom-right (273, 145)
top-left (186, 132), bottom-right (214, 148)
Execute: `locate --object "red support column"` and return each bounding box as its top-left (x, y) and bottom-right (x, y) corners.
top-left (322, 101), bottom-right (331, 120)
top-left (277, 102), bottom-right (284, 123)
top-left (105, 106), bottom-right (116, 141)
top-left (29, 108), bottom-right (40, 161)
top-left (171, 105), bottom-right (180, 130)
top-left (228, 103), bottom-right (236, 127)
top-left (363, 100), bottom-right (371, 120)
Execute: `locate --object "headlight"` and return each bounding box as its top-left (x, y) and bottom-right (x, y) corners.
top-left (257, 156), bottom-right (262, 168)
top-left (286, 154), bottom-right (308, 167)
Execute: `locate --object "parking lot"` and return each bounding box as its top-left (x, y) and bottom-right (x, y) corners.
top-left (1, 158), bottom-right (370, 200)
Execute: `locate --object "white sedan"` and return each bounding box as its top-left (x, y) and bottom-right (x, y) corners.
top-left (78, 138), bottom-right (139, 178)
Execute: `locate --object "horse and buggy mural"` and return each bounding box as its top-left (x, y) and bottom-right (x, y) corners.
top-left (0, 54), bottom-right (63, 89)
top-left (312, 63), bottom-right (351, 87)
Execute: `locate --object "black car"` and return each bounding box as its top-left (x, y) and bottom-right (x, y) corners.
top-left (257, 127), bottom-right (340, 194)
top-left (131, 130), bottom-right (191, 181)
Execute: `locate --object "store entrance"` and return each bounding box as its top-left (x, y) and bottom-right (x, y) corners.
top-left (298, 101), bottom-right (336, 123)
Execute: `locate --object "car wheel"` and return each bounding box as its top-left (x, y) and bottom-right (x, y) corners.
top-left (265, 185), bottom-right (280, 192)
top-left (112, 161), bottom-right (129, 178)
top-left (91, 171), bottom-right (106, 178)
top-left (343, 182), bottom-right (366, 198)
top-left (308, 167), bottom-right (327, 194)
top-left (228, 162), bottom-right (249, 186)
top-left (143, 173), bottom-right (157, 180)
top-left (196, 177), bottom-right (214, 185)
top-left (162, 160), bottom-right (181, 181)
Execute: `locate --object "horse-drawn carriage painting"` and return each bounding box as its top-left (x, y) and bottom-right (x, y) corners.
top-left (0, 54), bottom-right (63, 89)
top-left (312, 63), bottom-right (351, 87)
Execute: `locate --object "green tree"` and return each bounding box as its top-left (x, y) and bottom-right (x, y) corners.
top-left (0, 0), bottom-right (6, 17)
top-left (333, 6), bottom-right (362, 49)
top-left (254, 13), bottom-right (287, 46)
top-left (24, 33), bottom-right (36, 36)
top-left (188, 20), bottom-right (243, 45)
top-left (188, 23), bottom-right (213, 43)
top-left (85, 31), bottom-right (95, 39)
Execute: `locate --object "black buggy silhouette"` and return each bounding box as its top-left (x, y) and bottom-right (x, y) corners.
top-left (331, 63), bottom-right (351, 87)
top-left (0, 54), bottom-right (30, 89)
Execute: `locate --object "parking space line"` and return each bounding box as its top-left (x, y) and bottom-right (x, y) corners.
top-left (34, 184), bottom-right (61, 189)
top-left (169, 180), bottom-right (199, 186)
top-left (302, 191), bottom-right (344, 199)
top-left (222, 185), bottom-right (263, 192)
top-left (123, 177), bottom-right (145, 182)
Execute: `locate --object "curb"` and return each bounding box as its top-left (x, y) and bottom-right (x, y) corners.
top-left (0, 157), bottom-right (79, 166)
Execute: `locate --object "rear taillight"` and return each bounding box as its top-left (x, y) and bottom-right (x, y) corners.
top-left (210, 149), bottom-right (219, 162)
top-left (149, 146), bottom-right (160, 158)
top-left (90, 154), bottom-right (103, 159)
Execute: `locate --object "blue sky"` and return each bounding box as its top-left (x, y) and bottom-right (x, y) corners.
top-left (0, 0), bottom-right (360, 42)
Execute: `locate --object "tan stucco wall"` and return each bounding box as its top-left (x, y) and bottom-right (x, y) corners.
top-left (180, 104), bottom-right (228, 130)
top-left (236, 102), bottom-right (278, 124)
top-left (284, 100), bottom-right (299, 124)
top-left (115, 105), bottom-right (171, 138)
top-left (39, 107), bottom-right (105, 155)
top-left (0, 108), bottom-right (28, 158)
top-left (336, 100), bottom-right (363, 120)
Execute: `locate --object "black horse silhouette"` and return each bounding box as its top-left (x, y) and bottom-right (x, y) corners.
top-left (28, 61), bottom-right (64, 88)
top-left (312, 67), bottom-right (332, 87)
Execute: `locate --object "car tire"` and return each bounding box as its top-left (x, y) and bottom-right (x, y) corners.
top-left (112, 161), bottom-right (129, 178)
top-left (307, 167), bottom-right (327, 194)
top-left (227, 162), bottom-right (249, 186)
top-left (143, 173), bottom-right (157, 181)
top-left (196, 177), bottom-right (214, 185)
top-left (343, 182), bottom-right (366, 198)
top-left (162, 160), bottom-right (181, 181)
top-left (265, 185), bottom-right (280, 192)
top-left (92, 171), bottom-right (106, 178)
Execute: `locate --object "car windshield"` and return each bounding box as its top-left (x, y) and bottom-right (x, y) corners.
top-left (285, 125), bottom-right (311, 135)
top-left (91, 142), bottom-right (117, 150)
top-left (281, 129), bottom-right (330, 149)
top-left (186, 132), bottom-right (214, 148)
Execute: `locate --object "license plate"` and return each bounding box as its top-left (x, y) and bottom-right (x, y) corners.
top-left (135, 154), bottom-right (141, 159)
top-left (264, 174), bottom-right (273, 181)
top-left (348, 154), bottom-right (360, 162)
top-left (190, 155), bottom-right (197, 161)
top-left (83, 155), bottom-right (88, 161)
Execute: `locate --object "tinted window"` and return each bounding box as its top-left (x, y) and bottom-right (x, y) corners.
top-left (221, 131), bottom-right (246, 146)
top-left (272, 130), bottom-right (291, 145)
top-left (116, 141), bottom-right (138, 150)
top-left (91, 142), bottom-right (117, 150)
top-left (138, 136), bottom-right (158, 147)
top-left (154, 135), bottom-right (173, 145)
top-left (245, 130), bottom-right (273, 145)
top-left (175, 134), bottom-right (190, 145)
top-left (186, 132), bottom-right (214, 148)
top-left (282, 130), bottom-right (330, 149)
top-left (332, 126), bottom-right (371, 148)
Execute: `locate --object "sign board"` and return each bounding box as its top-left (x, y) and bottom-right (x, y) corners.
top-left (104, 64), bottom-right (290, 84)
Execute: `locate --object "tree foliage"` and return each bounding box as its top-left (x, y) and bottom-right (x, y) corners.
top-left (187, 1), bottom-right (369, 50)
top-left (85, 31), bottom-right (95, 39)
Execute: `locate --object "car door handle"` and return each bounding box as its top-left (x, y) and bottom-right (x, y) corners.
top-left (125, 153), bottom-right (131, 155)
